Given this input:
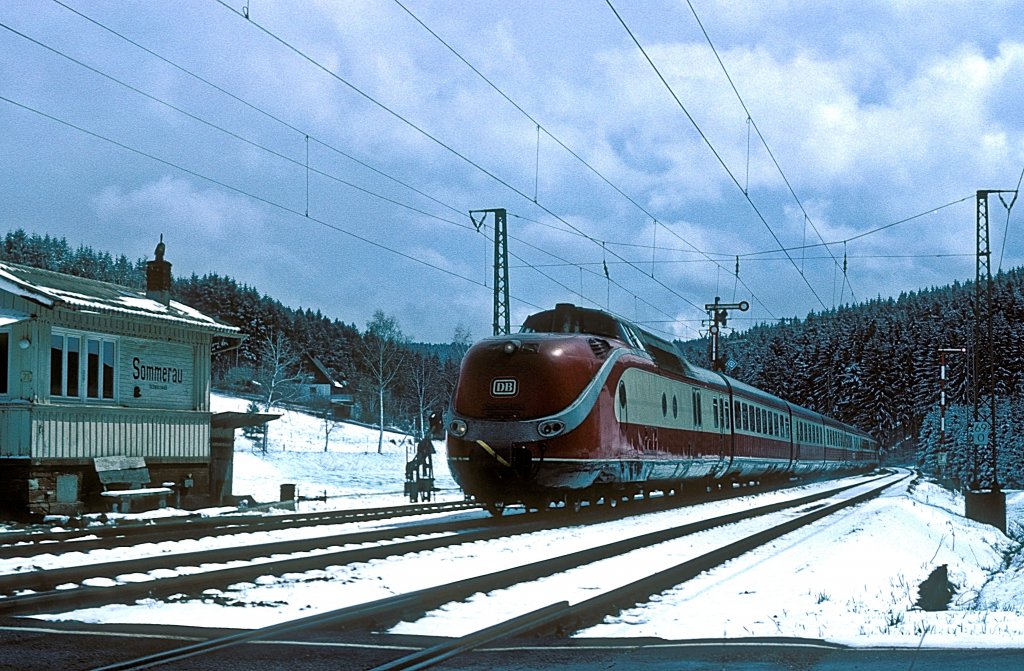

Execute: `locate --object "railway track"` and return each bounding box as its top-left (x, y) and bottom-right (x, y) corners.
top-left (0, 473), bottom-right (887, 617)
top-left (9, 471), bottom-right (908, 670)
top-left (0, 499), bottom-right (482, 559)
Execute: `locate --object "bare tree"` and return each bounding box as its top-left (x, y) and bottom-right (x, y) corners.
top-left (451, 323), bottom-right (473, 361)
top-left (407, 350), bottom-right (446, 438)
top-left (313, 396), bottom-right (339, 452)
top-left (357, 310), bottom-right (407, 454)
top-left (255, 332), bottom-right (306, 453)
top-left (442, 324), bottom-right (474, 403)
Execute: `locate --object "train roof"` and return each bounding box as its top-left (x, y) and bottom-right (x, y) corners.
top-left (520, 304), bottom-right (875, 442)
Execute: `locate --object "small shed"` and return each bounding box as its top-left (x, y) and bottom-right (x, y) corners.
top-left (210, 411), bottom-right (280, 505)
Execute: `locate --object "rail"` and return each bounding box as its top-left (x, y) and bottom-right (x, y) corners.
top-left (0, 499), bottom-right (482, 559)
top-left (79, 472), bottom-right (907, 670)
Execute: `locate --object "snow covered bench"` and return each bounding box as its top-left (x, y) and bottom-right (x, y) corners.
top-left (94, 456), bottom-right (172, 513)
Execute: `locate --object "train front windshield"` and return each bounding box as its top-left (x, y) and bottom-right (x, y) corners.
top-left (519, 306), bottom-right (624, 340)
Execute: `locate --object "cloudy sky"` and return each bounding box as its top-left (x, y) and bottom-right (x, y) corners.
top-left (2, 1), bottom-right (1022, 343)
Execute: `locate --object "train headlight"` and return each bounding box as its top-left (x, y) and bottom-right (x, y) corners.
top-left (537, 420), bottom-right (565, 437)
top-left (502, 340), bottom-right (519, 355)
top-left (449, 419), bottom-right (468, 437)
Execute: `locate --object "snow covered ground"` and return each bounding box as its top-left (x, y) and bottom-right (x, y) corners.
top-left (209, 393), bottom-right (461, 508)
top-left (12, 393), bottom-right (1024, 648)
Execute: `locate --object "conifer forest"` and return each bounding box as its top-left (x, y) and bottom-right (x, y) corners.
top-left (3, 229), bottom-right (1022, 487)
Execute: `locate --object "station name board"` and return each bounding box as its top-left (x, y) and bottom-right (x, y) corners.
top-left (120, 338), bottom-right (193, 409)
top-left (132, 358), bottom-right (186, 384)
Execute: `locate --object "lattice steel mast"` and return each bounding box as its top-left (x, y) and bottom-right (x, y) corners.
top-left (470, 208), bottom-right (510, 336)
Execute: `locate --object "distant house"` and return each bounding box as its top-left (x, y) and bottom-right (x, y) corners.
top-left (302, 353), bottom-right (355, 419)
top-left (0, 241), bottom-right (240, 516)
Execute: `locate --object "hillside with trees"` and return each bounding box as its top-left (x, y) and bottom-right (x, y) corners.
top-left (2, 228), bottom-right (1021, 486)
top-left (0, 229), bottom-right (465, 443)
top-left (679, 269), bottom-right (1024, 487)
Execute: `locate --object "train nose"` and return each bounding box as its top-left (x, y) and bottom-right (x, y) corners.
top-left (453, 335), bottom-right (600, 420)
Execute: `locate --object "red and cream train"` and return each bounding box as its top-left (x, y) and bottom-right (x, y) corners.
top-left (446, 303), bottom-right (878, 514)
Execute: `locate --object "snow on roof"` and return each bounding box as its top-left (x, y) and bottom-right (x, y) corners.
top-left (0, 261), bottom-right (238, 334)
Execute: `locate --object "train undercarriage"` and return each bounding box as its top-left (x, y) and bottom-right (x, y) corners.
top-left (447, 440), bottom-right (852, 516)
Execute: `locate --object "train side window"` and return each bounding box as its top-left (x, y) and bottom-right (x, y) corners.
top-left (662, 393), bottom-right (668, 417)
top-left (672, 395), bottom-right (678, 419)
top-left (712, 398), bottom-right (719, 428)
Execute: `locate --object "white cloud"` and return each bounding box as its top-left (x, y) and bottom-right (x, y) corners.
top-left (92, 176), bottom-right (266, 239)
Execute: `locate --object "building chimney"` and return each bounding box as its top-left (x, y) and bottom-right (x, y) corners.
top-left (146, 234), bottom-right (172, 306)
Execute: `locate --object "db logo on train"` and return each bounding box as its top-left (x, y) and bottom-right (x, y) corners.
top-left (490, 377), bottom-right (518, 397)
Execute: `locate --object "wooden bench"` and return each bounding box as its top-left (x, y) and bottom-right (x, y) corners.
top-left (94, 456), bottom-right (173, 513)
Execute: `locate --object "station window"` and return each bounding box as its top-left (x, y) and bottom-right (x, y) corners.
top-left (51, 330), bottom-right (116, 401)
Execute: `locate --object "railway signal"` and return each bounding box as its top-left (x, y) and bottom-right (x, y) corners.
top-left (936, 347), bottom-right (965, 479)
top-left (704, 296), bottom-right (749, 372)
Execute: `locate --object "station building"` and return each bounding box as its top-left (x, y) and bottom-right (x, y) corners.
top-left (0, 242), bottom-right (240, 516)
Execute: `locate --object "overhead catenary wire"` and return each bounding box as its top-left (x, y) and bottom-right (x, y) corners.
top-left (683, 0), bottom-right (854, 303)
top-left (18, 1), bottom-right (975, 333)
top-left (509, 252), bottom-right (976, 270)
top-left (733, 195), bottom-right (976, 258)
top-left (605, 0), bottom-right (829, 311)
top-left (54, 0), bottom-right (835, 329)
top-left (21, 5), bottom-right (697, 336)
top-left (210, 0), bottom-right (712, 322)
top-left (19, 2), bottom-right (983, 337)
top-left (0, 94), bottom-right (547, 315)
top-left (390, 0), bottom-right (783, 322)
top-left (996, 165), bottom-right (1024, 272)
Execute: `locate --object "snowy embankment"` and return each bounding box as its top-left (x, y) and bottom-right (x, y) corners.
top-left (14, 392), bottom-right (1024, 647)
top-left (579, 478), bottom-right (1024, 647)
top-left (210, 392), bottom-right (460, 508)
